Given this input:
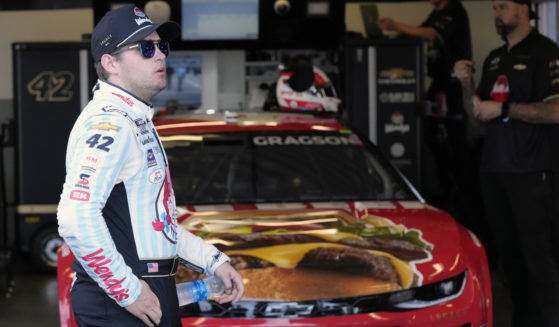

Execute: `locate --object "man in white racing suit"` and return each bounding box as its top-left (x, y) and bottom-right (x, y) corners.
top-left (57, 5), bottom-right (244, 327)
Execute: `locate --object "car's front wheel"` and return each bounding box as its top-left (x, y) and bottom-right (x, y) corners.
top-left (31, 227), bottom-right (63, 273)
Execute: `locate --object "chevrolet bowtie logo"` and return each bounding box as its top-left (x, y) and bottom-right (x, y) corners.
top-left (379, 68), bottom-right (414, 79)
top-left (90, 122), bottom-right (120, 131)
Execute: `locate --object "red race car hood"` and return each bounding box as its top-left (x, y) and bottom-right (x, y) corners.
top-left (176, 200), bottom-right (479, 302)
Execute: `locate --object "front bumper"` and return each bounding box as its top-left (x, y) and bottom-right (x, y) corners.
top-left (179, 270), bottom-right (491, 326)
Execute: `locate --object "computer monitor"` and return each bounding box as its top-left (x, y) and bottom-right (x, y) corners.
top-left (360, 4), bottom-right (383, 39)
top-left (152, 53), bottom-right (202, 110)
top-left (152, 50), bottom-right (221, 112)
top-left (181, 0), bottom-right (259, 41)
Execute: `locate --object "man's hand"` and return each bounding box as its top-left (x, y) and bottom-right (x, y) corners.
top-left (474, 100), bottom-right (502, 122)
top-left (213, 262), bottom-right (245, 305)
top-left (125, 279), bottom-right (162, 327)
top-left (454, 60), bottom-right (475, 85)
top-left (377, 17), bottom-right (397, 31)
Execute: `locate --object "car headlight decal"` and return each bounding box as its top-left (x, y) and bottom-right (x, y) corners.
top-left (393, 270), bottom-right (467, 309)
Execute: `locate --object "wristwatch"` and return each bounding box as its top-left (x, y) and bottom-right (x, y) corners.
top-left (501, 102), bottom-right (510, 122)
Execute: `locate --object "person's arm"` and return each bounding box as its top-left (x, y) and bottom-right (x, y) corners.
top-left (454, 59), bottom-right (478, 122)
top-left (500, 47), bottom-right (559, 123)
top-left (510, 98), bottom-right (559, 123)
top-left (126, 280), bottom-right (162, 327)
top-left (377, 17), bottom-right (438, 42)
top-left (469, 48), bottom-right (559, 123)
top-left (213, 262), bottom-right (245, 305)
top-left (507, 49), bottom-right (559, 123)
top-left (471, 98), bottom-right (559, 123)
top-left (176, 226), bottom-right (230, 274)
top-left (175, 226), bottom-right (245, 304)
top-left (57, 110), bottom-right (161, 326)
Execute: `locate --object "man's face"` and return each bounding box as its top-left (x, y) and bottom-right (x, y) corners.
top-left (114, 31), bottom-right (168, 101)
top-left (492, 0), bottom-right (522, 37)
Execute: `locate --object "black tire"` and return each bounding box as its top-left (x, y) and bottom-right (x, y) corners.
top-left (31, 227), bottom-right (63, 273)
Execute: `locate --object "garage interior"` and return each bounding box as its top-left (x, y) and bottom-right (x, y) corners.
top-left (1, 0), bottom-right (559, 326)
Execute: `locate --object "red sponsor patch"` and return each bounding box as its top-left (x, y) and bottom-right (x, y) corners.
top-left (491, 75), bottom-right (510, 103)
top-left (134, 7), bottom-right (146, 17)
top-left (70, 190), bottom-right (90, 201)
top-left (83, 249), bottom-right (130, 302)
top-left (81, 152), bottom-right (100, 172)
top-left (111, 92), bottom-right (134, 107)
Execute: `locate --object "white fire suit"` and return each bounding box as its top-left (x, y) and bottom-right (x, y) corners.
top-left (57, 79), bottom-right (229, 308)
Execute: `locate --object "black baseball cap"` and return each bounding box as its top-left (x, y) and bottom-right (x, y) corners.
top-left (91, 4), bottom-right (180, 62)
top-left (502, 0), bottom-right (538, 19)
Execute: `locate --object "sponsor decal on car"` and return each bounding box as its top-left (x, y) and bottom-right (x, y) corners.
top-left (180, 212), bottom-right (433, 301)
top-left (253, 135), bottom-right (361, 146)
top-left (279, 115), bottom-right (338, 125)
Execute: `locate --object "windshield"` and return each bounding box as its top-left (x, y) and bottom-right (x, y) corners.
top-left (161, 131), bottom-right (415, 205)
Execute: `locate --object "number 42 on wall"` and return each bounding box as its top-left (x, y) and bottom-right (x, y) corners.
top-left (26, 71), bottom-right (74, 102)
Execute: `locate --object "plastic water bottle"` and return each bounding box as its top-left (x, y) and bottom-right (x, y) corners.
top-left (176, 276), bottom-right (226, 306)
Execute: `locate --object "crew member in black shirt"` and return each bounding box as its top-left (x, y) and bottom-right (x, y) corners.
top-left (377, 0), bottom-right (476, 231)
top-left (454, 0), bottom-right (559, 325)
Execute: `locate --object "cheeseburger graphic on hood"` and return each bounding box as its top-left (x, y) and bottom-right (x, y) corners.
top-left (176, 210), bottom-right (433, 301)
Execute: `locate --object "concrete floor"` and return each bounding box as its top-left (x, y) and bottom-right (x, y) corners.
top-left (0, 258), bottom-right (512, 327)
top-left (0, 259), bottom-right (60, 327)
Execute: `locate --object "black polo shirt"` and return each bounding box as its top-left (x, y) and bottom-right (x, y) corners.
top-left (477, 29), bottom-right (559, 172)
top-left (421, 0), bottom-right (472, 114)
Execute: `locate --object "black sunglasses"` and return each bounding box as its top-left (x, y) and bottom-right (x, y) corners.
top-left (112, 40), bottom-right (170, 58)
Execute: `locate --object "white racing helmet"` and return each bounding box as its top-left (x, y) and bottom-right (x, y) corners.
top-left (275, 62), bottom-right (341, 113)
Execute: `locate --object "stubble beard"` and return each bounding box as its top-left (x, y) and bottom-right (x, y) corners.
top-left (495, 19), bottom-right (515, 40)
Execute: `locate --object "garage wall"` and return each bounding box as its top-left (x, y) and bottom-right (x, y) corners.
top-left (538, 1), bottom-right (558, 42)
top-left (0, 9), bottom-right (94, 100)
top-left (345, 1), bottom-right (503, 86)
top-left (0, 9), bottom-right (93, 208)
top-left (0, 3), bottom-right (550, 201)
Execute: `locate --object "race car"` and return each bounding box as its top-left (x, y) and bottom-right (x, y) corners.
top-left (57, 111), bottom-right (492, 327)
